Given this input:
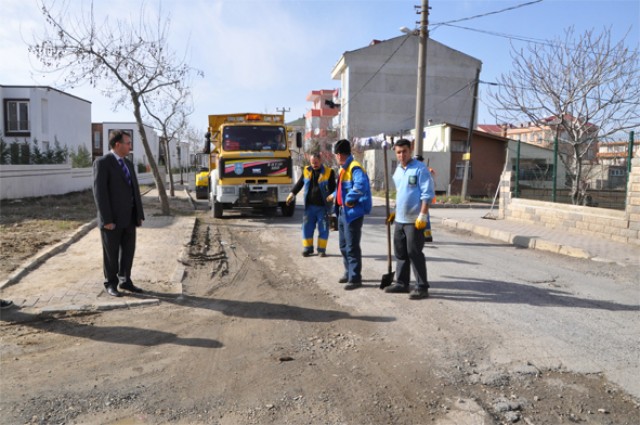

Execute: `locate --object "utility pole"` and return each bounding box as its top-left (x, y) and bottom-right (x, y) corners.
top-left (276, 107), bottom-right (290, 119)
top-left (413, 0), bottom-right (429, 159)
top-left (460, 68), bottom-right (480, 201)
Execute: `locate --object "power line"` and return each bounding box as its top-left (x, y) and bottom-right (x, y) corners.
top-left (338, 0), bottom-right (560, 136)
top-left (431, 0), bottom-right (543, 28)
top-left (385, 79), bottom-right (477, 135)
top-left (341, 35), bottom-right (410, 111)
top-left (440, 23), bottom-right (563, 49)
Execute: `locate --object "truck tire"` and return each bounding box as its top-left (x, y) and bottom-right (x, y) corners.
top-left (212, 197), bottom-right (224, 219)
top-left (280, 201), bottom-right (295, 217)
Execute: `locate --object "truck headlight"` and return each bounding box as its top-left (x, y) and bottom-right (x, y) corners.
top-left (278, 185), bottom-right (291, 194)
top-left (222, 187), bottom-right (236, 195)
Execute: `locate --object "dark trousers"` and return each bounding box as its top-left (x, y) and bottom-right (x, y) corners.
top-left (338, 213), bottom-right (363, 283)
top-left (100, 223), bottom-right (136, 287)
top-left (394, 222), bottom-right (428, 289)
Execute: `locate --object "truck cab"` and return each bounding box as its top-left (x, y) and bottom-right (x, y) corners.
top-left (206, 113), bottom-right (302, 218)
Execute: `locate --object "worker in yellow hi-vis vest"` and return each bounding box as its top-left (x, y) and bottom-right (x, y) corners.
top-left (287, 152), bottom-right (336, 257)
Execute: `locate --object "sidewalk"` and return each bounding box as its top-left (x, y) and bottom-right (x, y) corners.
top-left (429, 204), bottom-right (640, 268)
top-left (1, 193), bottom-right (638, 317)
top-left (0, 186), bottom-right (196, 316)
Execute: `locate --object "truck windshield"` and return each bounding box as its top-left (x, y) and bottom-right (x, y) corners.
top-left (222, 126), bottom-right (287, 152)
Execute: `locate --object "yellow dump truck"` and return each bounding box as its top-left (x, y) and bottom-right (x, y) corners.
top-left (203, 113), bottom-right (301, 218)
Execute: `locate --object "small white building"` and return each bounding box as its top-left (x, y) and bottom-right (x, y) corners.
top-left (0, 85), bottom-right (91, 158)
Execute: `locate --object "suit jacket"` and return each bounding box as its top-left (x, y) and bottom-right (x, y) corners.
top-left (93, 152), bottom-right (145, 229)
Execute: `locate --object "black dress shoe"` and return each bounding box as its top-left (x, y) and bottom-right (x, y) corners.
top-left (105, 285), bottom-right (122, 297)
top-left (119, 281), bottom-right (143, 293)
top-left (339, 276), bottom-right (349, 284)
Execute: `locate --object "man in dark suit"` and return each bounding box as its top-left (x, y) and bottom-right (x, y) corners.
top-left (93, 130), bottom-right (145, 297)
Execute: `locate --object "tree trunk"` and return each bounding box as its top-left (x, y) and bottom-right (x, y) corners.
top-left (164, 137), bottom-right (175, 197)
top-left (570, 145), bottom-right (583, 205)
top-left (131, 94), bottom-right (171, 215)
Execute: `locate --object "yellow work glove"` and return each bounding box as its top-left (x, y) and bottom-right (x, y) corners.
top-left (286, 193), bottom-right (295, 205)
top-left (386, 212), bottom-right (395, 224)
top-left (415, 213), bottom-right (428, 230)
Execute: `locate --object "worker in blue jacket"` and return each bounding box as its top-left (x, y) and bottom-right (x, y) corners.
top-left (385, 139), bottom-right (435, 299)
top-left (287, 152), bottom-right (336, 257)
top-left (326, 139), bottom-right (372, 290)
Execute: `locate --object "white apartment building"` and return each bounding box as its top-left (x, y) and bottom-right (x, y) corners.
top-left (331, 36), bottom-right (482, 140)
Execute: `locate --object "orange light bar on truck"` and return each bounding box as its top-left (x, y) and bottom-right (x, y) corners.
top-left (245, 114), bottom-right (262, 121)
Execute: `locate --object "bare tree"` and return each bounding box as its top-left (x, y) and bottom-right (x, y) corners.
top-left (142, 84), bottom-right (193, 197)
top-left (490, 27), bottom-right (640, 204)
top-left (29, 0), bottom-right (201, 214)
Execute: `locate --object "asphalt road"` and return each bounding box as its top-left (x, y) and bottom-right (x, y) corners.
top-left (255, 200), bottom-right (640, 399)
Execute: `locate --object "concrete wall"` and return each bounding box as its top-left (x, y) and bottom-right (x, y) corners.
top-left (0, 164), bottom-right (159, 200)
top-left (498, 157), bottom-right (640, 245)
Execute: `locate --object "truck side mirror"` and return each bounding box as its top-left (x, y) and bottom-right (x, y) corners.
top-left (204, 132), bottom-right (211, 154)
top-left (296, 132), bottom-right (302, 149)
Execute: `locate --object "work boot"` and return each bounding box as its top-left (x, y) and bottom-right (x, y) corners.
top-left (384, 283), bottom-right (410, 294)
top-left (344, 281), bottom-right (362, 290)
top-left (409, 287), bottom-right (429, 300)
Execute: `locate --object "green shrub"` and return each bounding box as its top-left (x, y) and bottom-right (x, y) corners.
top-left (70, 144), bottom-right (92, 168)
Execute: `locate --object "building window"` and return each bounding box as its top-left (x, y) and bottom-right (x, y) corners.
top-left (4, 99), bottom-right (30, 136)
top-left (93, 131), bottom-right (101, 149)
top-left (451, 140), bottom-right (465, 152)
top-left (455, 161), bottom-right (472, 180)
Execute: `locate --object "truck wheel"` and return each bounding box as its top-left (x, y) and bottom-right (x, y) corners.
top-left (281, 201), bottom-right (295, 217)
top-left (212, 197), bottom-right (223, 219)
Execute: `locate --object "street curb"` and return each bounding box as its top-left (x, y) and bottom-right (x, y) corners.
top-left (0, 219), bottom-right (97, 290)
top-left (439, 218), bottom-right (595, 262)
top-left (371, 195), bottom-right (491, 209)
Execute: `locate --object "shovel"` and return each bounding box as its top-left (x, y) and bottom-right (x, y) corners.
top-left (380, 145), bottom-right (394, 289)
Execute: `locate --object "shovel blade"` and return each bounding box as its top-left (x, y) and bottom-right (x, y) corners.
top-left (380, 272), bottom-right (394, 289)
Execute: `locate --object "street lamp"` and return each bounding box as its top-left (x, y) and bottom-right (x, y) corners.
top-left (400, 0), bottom-right (429, 159)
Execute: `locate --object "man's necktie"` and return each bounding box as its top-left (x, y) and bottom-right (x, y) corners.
top-left (118, 158), bottom-right (132, 186)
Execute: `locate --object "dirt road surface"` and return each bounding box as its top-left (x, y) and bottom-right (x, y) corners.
top-left (1, 195), bottom-right (639, 424)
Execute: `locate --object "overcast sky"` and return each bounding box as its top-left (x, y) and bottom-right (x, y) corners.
top-left (1, 0), bottom-right (638, 136)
